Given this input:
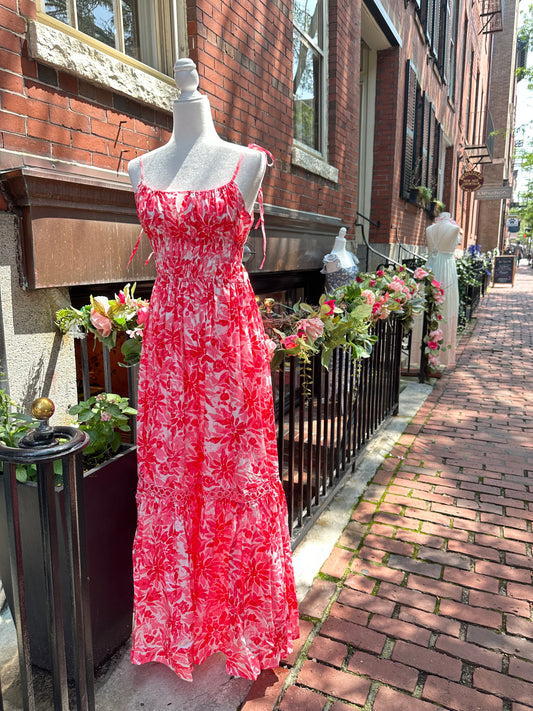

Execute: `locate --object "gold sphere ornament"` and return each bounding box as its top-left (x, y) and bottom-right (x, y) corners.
top-left (31, 397), bottom-right (55, 421)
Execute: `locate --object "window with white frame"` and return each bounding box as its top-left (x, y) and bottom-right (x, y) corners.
top-left (293, 0), bottom-right (328, 156)
top-left (37, 0), bottom-right (181, 76)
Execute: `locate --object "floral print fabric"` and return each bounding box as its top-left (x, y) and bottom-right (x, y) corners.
top-left (131, 151), bottom-right (299, 681)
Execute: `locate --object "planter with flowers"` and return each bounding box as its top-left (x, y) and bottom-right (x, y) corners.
top-left (0, 387), bottom-right (138, 675)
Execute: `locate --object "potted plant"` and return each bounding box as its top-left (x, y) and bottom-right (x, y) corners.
top-left (428, 199), bottom-right (445, 219)
top-left (411, 185), bottom-right (433, 209)
top-left (0, 390), bottom-right (138, 675)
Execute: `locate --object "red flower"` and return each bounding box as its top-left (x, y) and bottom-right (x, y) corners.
top-left (376, 269), bottom-right (384, 277)
top-left (323, 299), bottom-right (336, 316)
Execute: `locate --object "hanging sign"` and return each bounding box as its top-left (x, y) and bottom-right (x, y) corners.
top-left (459, 171), bottom-right (484, 192)
top-left (506, 216), bottom-right (520, 233)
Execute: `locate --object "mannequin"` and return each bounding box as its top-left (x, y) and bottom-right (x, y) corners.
top-left (127, 59), bottom-right (299, 681)
top-left (321, 227), bottom-right (359, 291)
top-left (128, 58), bottom-right (266, 213)
top-left (425, 212), bottom-right (461, 367)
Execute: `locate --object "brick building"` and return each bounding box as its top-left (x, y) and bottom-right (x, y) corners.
top-left (0, 0), bottom-right (511, 411)
top-left (476, 0), bottom-right (521, 252)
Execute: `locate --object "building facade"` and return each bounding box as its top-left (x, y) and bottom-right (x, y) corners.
top-left (0, 0), bottom-right (511, 412)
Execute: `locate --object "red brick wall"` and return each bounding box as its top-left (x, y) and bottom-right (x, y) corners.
top-left (0, 1), bottom-right (173, 179)
top-left (0, 0), bottom-right (361, 228)
top-left (369, 0), bottom-right (492, 249)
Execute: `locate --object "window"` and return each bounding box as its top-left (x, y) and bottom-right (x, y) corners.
top-left (293, 0), bottom-right (328, 155)
top-left (400, 61), bottom-right (442, 200)
top-left (38, 0), bottom-right (180, 76)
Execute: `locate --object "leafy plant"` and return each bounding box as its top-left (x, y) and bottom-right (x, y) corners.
top-left (414, 186), bottom-right (433, 207)
top-left (0, 389), bottom-right (41, 483)
top-left (56, 283), bottom-right (148, 366)
top-left (69, 393), bottom-right (137, 469)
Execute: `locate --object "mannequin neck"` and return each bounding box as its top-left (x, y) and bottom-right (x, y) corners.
top-left (171, 96), bottom-right (221, 146)
top-left (332, 236), bottom-right (348, 253)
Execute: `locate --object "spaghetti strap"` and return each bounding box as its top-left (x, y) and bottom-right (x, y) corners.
top-left (247, 144), bottom-right (274, 270)
top-left (248, 143), bottom-right (274, 166)
top-left (231, 153), bottom-right (245, 181)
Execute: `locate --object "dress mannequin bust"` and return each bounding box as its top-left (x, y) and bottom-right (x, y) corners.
top-left (321, 227), bottom-right (359, 290)
top-left (128, 58), bottom-right (266, 212)
top-left (425, 212), bottom-right (461, 367)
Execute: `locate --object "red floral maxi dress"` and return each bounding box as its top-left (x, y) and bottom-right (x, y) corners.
top-left (130, 149), bottom-right (299, 681)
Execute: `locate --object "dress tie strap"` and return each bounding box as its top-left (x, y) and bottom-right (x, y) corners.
top-left (248, 144), bottom-right (274, 270)
top-left (128, 157), bottom-right (153, 268)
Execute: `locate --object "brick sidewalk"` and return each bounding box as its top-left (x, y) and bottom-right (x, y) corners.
top-left (241, 264), bottom-right (533, 711)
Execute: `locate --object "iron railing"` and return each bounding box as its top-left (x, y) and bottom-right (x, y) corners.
top-left (0, 409), bottom-right (93, 711)
top-left (273, 316), bottom-right (403, 546)
top-left (71, 316), bottom-right (402, 549)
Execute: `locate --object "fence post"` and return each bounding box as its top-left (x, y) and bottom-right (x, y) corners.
top-left (0, 398), bottom-right (93, 711)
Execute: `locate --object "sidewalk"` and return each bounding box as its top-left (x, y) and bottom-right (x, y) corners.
top-left (242, 263), bottom-right (533, 711)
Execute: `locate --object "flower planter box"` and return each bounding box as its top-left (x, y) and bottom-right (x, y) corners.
top-left (0, 445), bottom-right (137, 676)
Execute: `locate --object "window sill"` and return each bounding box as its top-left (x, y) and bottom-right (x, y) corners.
top-left (291, 146), bottom-right (339, 183)
top-left (27, 18), bottom-right (177, 112)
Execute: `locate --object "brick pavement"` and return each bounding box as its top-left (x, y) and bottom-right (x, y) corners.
top-left (241, 263), bottom-right (533, 711)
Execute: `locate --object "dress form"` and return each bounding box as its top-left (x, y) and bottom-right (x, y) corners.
top-left (321, 227), bottom-right (359, 290)
top-left (128, 58), bottom-right (266, 213)
top-left (425, 212), bottom-right (461, 367)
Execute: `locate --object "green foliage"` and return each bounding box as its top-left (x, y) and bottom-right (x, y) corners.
top-left (69, 393), bottom-right (137, 470)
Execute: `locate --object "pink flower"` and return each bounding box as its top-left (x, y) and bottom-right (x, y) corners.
top-left (361, 289), bottom-right (376, 306)
top-left (428, 353), bottom-right (439, 366)
top-left (117, 290), bottom-right (127, 305)
top-left (427, 340), bottom-right (439, 350)
top-left (90, 309), bottom-right (113, 338)
top-left (376, 269), bottom-right (384, 277)
top-left (137, 306), bottom-right (149, 325)
top-left (379, 307), bottom-right (390, 319)
top-left (429, 328), bottom-right (443, 340)
top-left (100, 411), bottom-right (112, 421)
top-left (296, 317), bottom-right (324, 341)
top-left (323, 299), bottom-right (336, 316)
top-left (283, 334), bottom-right (299, 350)
top-left (434, 293), bottom-right (445, 304)
top-left (388, 278), bottom-right (404, 293)
top-left (369, 280), bottom-right (376, 287)
top-left (431, 278), bottom-right (442, 289)
top-left (413, 267), bottom-right (429, 280)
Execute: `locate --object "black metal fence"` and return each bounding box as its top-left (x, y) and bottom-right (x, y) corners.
top-left (72, 318), bottom-right (402, 548)
top-left (273, 316), bottom-right (403, 546)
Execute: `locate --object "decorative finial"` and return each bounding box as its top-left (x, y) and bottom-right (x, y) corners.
top-left (31, 397), bottom-right (55, 421)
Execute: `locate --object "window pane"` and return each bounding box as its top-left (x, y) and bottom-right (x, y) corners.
top-left (293, 32), bottom-right (320, 151)
top-left (122, 0), bottom-right (141, 60)
top-left (77, 1), bottom-right (116, 50)
top-left (294, 0), bottom-right (323, 46)
top-left (44, 0), bottom-right (68, 24)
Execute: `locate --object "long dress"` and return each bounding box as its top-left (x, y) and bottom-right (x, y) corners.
top-left (130, 149), bottom-right (299, 681)
top-left (425, 220), bottom-right (460, 367)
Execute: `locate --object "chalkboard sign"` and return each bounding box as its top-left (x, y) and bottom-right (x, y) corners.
top-left (492, 256), bottom-right (515, 285)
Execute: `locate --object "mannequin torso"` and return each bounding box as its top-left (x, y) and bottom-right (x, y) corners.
top-left (322, 227), bottom-right (359, 271)
top-left (128, 60), bottom-right (266, 213)
top-left (426, 213), bottom-right (461, 255)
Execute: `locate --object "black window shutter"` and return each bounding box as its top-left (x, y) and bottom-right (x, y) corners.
top-left (427, 103), bottom-right (436, 193)
top-left (401, 60), bottom-right (418, 200)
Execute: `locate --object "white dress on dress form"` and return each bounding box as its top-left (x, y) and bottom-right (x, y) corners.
top-left (425, 219), bottom-right (460, 367)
